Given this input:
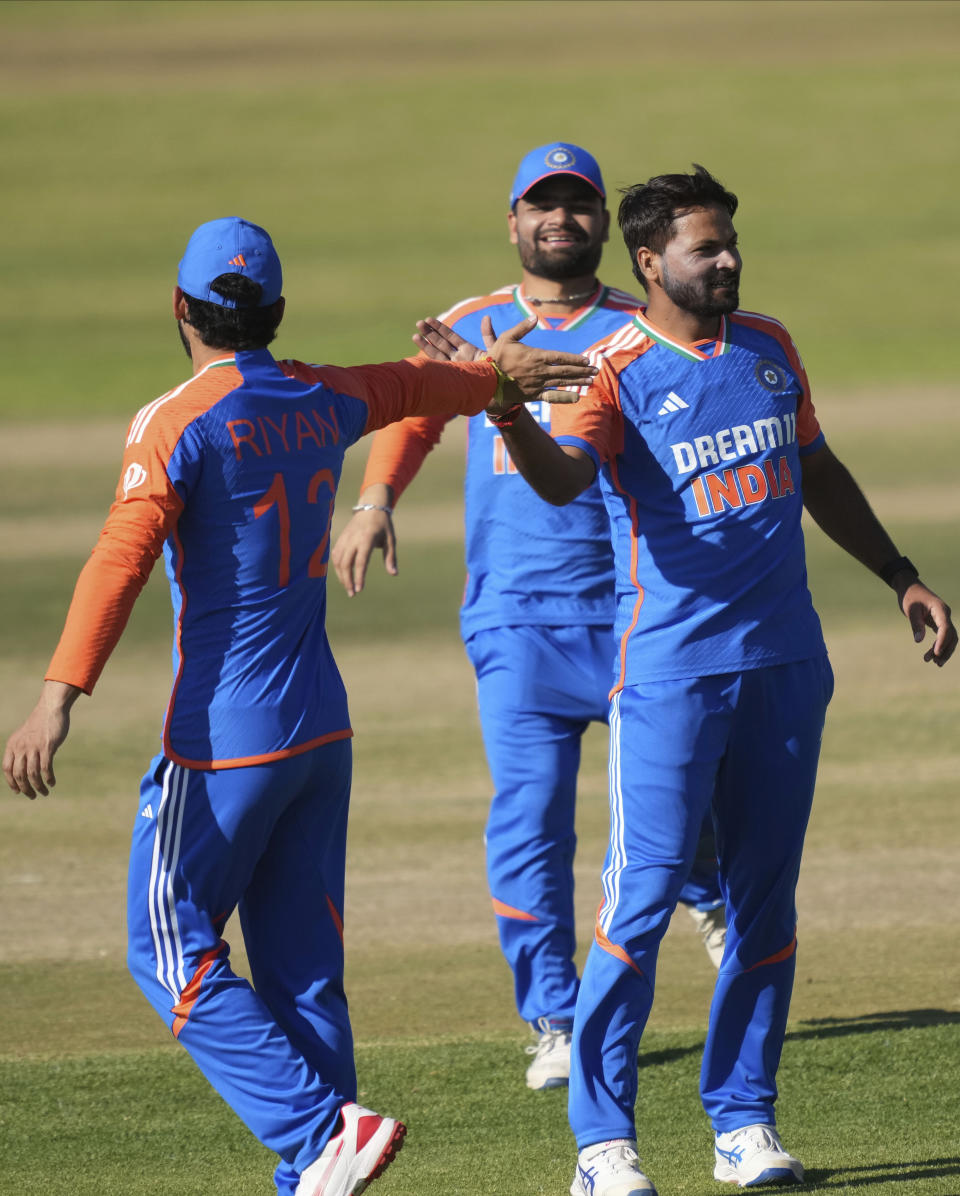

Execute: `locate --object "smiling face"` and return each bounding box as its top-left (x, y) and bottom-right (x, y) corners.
top-left (642, 204), bottom-right (742, 318)
top-left (508, 176), bottom-right (609, 282)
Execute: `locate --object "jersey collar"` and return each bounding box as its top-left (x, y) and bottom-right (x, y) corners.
top-left (513, 282), bottom-right (607, 331)
top-left (632, 309), bottom-right (731, 361)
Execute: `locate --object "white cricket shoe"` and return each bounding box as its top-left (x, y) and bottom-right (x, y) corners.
top-left (570, 1139), bottom-right (658, 1196)
top-left (525, 1022), bottom-right (572, 1089)
top-left (686, 903), bottom-right (727, 968)
top-left (295, 1102), bottom-right (406, 1196)
top-left (714, 1124), bottom-right (804, 1187)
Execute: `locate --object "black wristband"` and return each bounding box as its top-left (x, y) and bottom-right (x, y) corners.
top-left (878, 555), bottom-right (919, 588)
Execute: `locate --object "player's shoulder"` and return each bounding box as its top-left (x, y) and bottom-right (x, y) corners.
top-left (438, 285), bottom-right (517, 325)
top-left (125, 357), bottom-right (243, 450)
top-left (583, 314), bottom-right (656, 375)
top-left (729, 308), bottom-right (805, 364)
top-left (729, 307), bottom-right (795, 344)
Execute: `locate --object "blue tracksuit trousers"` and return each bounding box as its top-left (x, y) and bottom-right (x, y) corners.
top-left (126, 740), bottom-right (356, 1191)
top-left (569, 656), bottom-right (833, 1146)
top-left (467, 624), bottom-right (723, 1030)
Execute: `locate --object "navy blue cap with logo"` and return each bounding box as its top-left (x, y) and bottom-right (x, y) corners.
top-left (509, 143), bottom-right (606, 209)
top-left (177, 217), bottom-right (283, 308)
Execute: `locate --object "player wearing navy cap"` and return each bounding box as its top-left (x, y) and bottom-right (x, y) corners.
top-left (2, 217), bottom-right (595, 1196)
top-left (415, 164), bottom-right (956, 1195)
top-left (332, 144), bottom-right (726, 1093)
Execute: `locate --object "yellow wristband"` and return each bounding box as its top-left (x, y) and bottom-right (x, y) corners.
top-left (477, 351), bottom-right (514, 408)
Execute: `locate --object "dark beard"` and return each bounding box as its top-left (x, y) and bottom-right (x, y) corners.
top-left (662, 264), bottom-right (740, 316)
top-left (517, 237), bottom-right (603, 282)
top-left (177, 319), bottom-right (193, 360)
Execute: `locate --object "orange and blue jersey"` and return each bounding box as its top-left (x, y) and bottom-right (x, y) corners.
top-left (362, 282), bottom-right (639, 639)
top-left (551, 307), bottom-right (828, 687)
top-left (45, 348), bottom-right (497, 769)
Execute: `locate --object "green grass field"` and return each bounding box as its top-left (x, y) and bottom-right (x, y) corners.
top-left (1, 2), bottom-right (959, 1194)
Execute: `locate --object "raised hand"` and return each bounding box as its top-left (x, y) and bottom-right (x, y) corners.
top-left (414, 315), bottom-right (596, 409)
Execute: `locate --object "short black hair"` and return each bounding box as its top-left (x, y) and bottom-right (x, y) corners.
top-left (183, 273), bottom-right (282, 351)
top-left (618, 165), bottom-right (738, 289)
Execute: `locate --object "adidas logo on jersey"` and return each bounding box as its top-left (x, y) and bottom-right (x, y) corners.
top-left (658, 391), bottom-right (690, 416)
top-left (140, 804), bottom-right (154, 820)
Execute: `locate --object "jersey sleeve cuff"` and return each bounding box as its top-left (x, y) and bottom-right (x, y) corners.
top-left (554, 434), bottom-right (603, 474)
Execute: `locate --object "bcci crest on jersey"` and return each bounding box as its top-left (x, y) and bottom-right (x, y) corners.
top-left (755, 359), bottom-right (789, 392)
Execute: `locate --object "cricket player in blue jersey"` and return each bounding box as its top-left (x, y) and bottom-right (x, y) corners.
top-left (2, 218), bottom-right (596, 1196)
top-left (415, 166), bottom-right (956, 1194)
top-left (332, 144), bottom-right (725, 1093)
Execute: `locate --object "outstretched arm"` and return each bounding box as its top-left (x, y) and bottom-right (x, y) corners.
top-left (801, 444), bottom-right (956, 666)
top-left (489, 408), bottom-right (596, 505)
top-left (415, 314), bottom-right (597, 505)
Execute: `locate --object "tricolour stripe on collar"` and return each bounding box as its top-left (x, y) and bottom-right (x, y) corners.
top-left (632, 311), bottom-right (730, 360)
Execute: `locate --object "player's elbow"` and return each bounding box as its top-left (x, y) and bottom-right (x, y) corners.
top-left (532, 476), bottom-right (591, 506)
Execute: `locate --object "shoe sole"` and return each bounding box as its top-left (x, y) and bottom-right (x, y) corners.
top-left (570, 1173), bottom-right (659, 1196)
top-left (714, 1163), bottom-right (804, 1188)
top-left (351, 1120), bottom-right (407, 1195)
top-left (526, 1074), bottom-right (569, 1090)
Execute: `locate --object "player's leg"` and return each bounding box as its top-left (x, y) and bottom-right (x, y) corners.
top-left (468, 626), bottom-right (609, 1029)
top-left (701, 655), bottom-right (833, 1131)
top-left (467, 624), bottom-right (610, 1090)
top-left (237, 739), bottom-right (358, 1196)
top-left (569, 679), bottom-right (730, 1150)
top-left (126, 751), bottom-right (353, 1174)
top-left (240, 738), bottom-right (356, 1103)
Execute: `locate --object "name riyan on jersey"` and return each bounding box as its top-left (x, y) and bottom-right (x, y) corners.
top-left (226, 405), bottom-right (342, 462)
top-left (671, 411), bottom-right (798, 519)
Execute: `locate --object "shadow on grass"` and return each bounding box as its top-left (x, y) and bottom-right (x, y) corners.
top-left (788, 1007), bottom-right (960, 1041)
top-left (803, 1156), bottom-right (960, 1189)
top-left (635, 1008), bottom-right (960, 1070)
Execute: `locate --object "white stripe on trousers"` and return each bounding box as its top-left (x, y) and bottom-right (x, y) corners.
top-left (599, 689), bottom-right (626, 935)
top-left (147, 761), bottom-right (189, 1000)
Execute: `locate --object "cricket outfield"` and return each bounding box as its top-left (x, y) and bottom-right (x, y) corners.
top-left (1, 2), bottom-right (958, 1193)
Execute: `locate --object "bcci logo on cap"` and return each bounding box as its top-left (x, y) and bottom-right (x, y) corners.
top-left (546, 147), bottom-right (575, 170)
top-left (755, 359), bottom-right (788, 392)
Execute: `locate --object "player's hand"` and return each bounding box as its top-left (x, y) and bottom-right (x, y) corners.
top-left (484, 315), bottom-right (596, 403)
top-left (331, 507), bottom-right (397, 597)
top-left (413, 318), bottom-right (484, 363)
top-left (898, 580), bottom-right (956, 666)
top-left (3, 682), bottom-right (79, 799)
top-left (414, 315), bottom-right (596, 407)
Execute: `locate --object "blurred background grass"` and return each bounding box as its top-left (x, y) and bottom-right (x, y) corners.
top-left (1, 3), bottom-right (958, 1192)
top-left (2, 0), bottom-right (959, 417)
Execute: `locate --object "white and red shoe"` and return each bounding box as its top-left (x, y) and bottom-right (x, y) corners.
top-left (295, 1102), bottom-right (407, 1196)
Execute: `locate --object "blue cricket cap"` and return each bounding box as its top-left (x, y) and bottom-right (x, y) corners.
top-left (509, 143), bottom-right (606, 208)
top-left (177, 217), bottom-right (283, 307)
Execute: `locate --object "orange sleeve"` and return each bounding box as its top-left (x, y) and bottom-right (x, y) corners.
top-left (300, 355), bottom-right (496, 433)
top-left (549, 356), bottom-right (624, 463)
top-left (769, 321), bottom-right (820, 446)
top-left (360, 414), bottom-right (451, 501)
top-left (45, 425), bottom-right (183, 694)
top-left (733, 313), bottom-right (821, 447)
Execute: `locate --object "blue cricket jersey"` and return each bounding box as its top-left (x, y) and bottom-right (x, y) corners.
top-left (552, 308), bottom-right (829, 686)
top-left (46, 349), bottom-right (498, 768)
top-left (361, 282), bottom-right (640, 640)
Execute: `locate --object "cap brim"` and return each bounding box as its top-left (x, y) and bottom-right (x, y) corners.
top-left (515, 170), bottom-right (605, 204)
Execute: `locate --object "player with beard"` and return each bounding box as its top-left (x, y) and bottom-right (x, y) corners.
top-left (414, 164), bottom-right (955, 1194)
top-left (331, 145), bottom-right (726, 1093)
